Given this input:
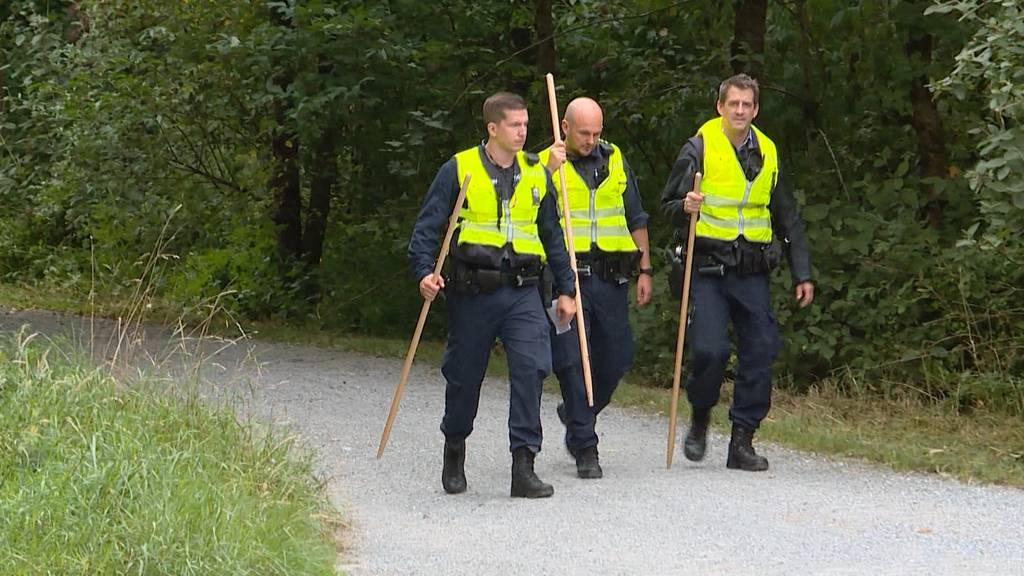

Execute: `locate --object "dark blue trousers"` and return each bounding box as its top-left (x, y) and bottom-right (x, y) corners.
top-left (440, 284), bottom-right (552, 452)
top-left (550, 274), bottom-right (634, 451)
top-left (685, 270), bottom-right (779, 430)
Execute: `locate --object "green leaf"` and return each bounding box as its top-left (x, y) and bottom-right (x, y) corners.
top-left (802, 204), bottom-right (829, 222)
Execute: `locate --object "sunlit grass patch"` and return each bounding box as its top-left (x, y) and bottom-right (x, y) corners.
top-left (0, 334), bottom-right (341, 574)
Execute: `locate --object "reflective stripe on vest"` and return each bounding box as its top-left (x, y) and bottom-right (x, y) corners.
top-left (454, 147), bottom-right (548, 260)
top-left (539, 141), bottom-right (637, 254)
top-left (695, 117), bottom-right (777, 243)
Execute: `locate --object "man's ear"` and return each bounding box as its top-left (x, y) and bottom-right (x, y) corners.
top-left (560, 118), bottom-right (569, 138)
top-left (486, 122), bottom-right (497, 139)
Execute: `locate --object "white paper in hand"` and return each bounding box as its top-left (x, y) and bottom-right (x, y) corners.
top-left (547, 299), bottom-right (572, 334)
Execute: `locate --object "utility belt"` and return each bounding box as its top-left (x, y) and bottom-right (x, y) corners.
top-left (576, 250), bottom-right (640, 285)
top-left (734, 240), bottom-right (782, 276)
top-left (666, 239), bottom-right (783, 299)
top-left (448, 261), bottom-right (542, 294)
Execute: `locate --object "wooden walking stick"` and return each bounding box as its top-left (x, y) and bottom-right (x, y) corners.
top-left (545, 73), bottom-right (594, 407)
top-left (666, 172), bottom-right (701, 468)
top-left (377, 173), bottom-right (471, 458)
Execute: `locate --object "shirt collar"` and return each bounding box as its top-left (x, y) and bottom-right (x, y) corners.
top-left (738, 128), bottom-right (757, 152)
top-left (567, 142), bottom-right (605, 163)
top-left (479, 141), bottom-right (517, 171)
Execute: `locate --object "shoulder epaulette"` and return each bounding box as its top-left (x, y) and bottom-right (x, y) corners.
top-left (598, 141), bottom-right (615, 156)
top-left (523, 152), bottom-right (540, 165)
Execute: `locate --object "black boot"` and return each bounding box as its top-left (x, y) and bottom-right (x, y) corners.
top-left (574, 445), bottom-right (603, 479)
top-left (727, 425), bottom-right (769, 471)
top-left (510, 447), bottom-right (554, 498)
top-left (441, 439), bottom-right (467, 494)
top-left (683, 408), bottom-right (710, 462)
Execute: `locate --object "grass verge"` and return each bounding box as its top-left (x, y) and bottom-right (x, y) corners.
top-left (0, 333), bottom-right (341, 574)
top-left (764, 387), bottom-right (1024, 486)
top-left (597, 379), bottom-right (1024, 487)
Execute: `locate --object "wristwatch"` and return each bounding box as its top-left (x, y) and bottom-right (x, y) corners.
top-left (638, 267), bottom-right (654, 276)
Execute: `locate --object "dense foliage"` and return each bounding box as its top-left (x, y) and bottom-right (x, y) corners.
top-left (1, 0), bottom-right (1021, 408)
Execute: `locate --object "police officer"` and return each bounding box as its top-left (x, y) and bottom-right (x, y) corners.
top-left (539, 97), bottom-right (652, 479)
top-left (408, 92), bottom-right (577, 498)
top-left (660, 74), bottom-right (814, 471)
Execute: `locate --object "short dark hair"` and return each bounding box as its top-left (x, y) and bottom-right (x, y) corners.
top-left (718, 74), bottom-right (760, 105)
top-left (482, 92), bottom-right (527, 125)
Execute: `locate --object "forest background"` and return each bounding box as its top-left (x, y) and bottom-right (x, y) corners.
top-left (1, 0), bottom-right (1022, 416)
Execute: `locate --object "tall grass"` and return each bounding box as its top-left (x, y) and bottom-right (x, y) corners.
top-left (0, 332), bottom-right (340, 574)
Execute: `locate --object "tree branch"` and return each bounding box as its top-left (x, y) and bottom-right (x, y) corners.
top-left (450, 0), bottom-right (693, 109)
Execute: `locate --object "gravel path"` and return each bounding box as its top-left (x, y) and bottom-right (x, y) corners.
top-left (3, 307), bottom-right (1023, 575)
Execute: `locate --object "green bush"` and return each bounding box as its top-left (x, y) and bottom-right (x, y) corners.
top-left (2, 0), bottom-right (1023, 411)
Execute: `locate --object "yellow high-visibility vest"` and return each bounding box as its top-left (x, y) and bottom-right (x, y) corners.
top-left (539, 141), bottom-right (637, 253)
top-left (696, 117), bottom-right (778, 243)
top-left (454, 147), bottom-right (548, 260)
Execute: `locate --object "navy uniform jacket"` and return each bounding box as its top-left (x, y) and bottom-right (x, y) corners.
top-left (660, 131), bottom-right (812, 285)
top-left (409, 145), bottom-right (577, 297)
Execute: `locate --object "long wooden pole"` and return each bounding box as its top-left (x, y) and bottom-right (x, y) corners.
top-left (666, 172), bottom-right (701, 468)
top-left (377, 173), bottom-right (471, 458)
top-left (544, 73), bottom-right (594, 407)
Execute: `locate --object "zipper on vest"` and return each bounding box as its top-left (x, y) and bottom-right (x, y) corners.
top-left (738, 179), bottom-right (753, 237)
top-left (590, 170), bottom-right (598, 244)
top-left (492, 178), bottom-right (502, 230)
top-left (502, 198), bottom-right (513, 244)
top-left (501, 172), bottom-right (520, 246)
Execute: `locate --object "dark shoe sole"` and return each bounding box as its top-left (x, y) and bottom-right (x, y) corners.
top-left (683, 438), bottom-right (707, 462)
top-left (726, 457), bottom-right (769, 472)
top-left (575, 446), bottom-right (601, 478)
top-left (510, 485), bottom-right (554, 498)
top-left (442, 481), bottom-right (467, 494)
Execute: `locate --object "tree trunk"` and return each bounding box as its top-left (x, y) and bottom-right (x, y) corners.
top-left (65, 2), bottom-right (89, 44)
top-left (730, 0), bottom-right (767, 79)
top-left (269, 6), bottom-right (303, 267)
top-left (534, 0), bottom-right (556, 76)
top-left (794, 0), bottom-right (820, 129)
top-left (906, 32), bottom-right (949, 229)
top-left (270, 100), bottom-right (303, 266)
top-left (303, 131), bottom-right (336, 272)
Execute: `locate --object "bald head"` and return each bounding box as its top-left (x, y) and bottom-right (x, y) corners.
top-left (562, 97), bottom-right (604, 157)
top-left (565, 97), bottom-right (603, 125)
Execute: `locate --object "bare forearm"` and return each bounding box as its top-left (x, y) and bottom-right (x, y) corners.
top-left (631, 227), bottom-right (651, 269)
